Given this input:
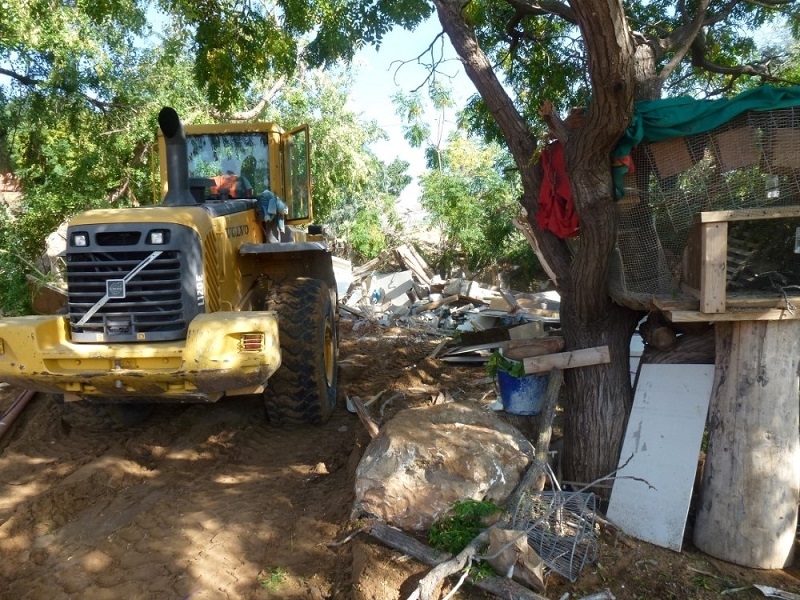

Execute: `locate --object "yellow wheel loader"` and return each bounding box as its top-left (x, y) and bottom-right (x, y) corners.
top-left (0, 107), bottom-right (338, 428)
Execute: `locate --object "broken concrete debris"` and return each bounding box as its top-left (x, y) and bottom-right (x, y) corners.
top-left (338, 245), bottom-right (561, 365)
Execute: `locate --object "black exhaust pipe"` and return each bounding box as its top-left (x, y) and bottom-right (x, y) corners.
top-left (158, 106), bottom-right (198, 206)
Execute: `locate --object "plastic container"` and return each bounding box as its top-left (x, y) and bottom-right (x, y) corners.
top-left (497, 368), bottom-right (549, 415)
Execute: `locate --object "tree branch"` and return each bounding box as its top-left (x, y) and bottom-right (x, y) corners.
top-left (362, 519), bottom-right (548, 600)
top-left (0, 67), bottom-right (117, 112)
top-left (0, 67), bottom-right (40, 87)
top-left (505, 0), bottom-right (577, 24)
top-left (658, 0), bottom-right (711, 85)
top-left (690, 35), bottom-right (800, 86)
top-left (387, 31), bottom-right (460, 94)
top-left (433, 0), bottom-right (573, 288)
top-left (702, 0), bottom-right (794, 28)
top-left (209, 77), bottom-right (288, 121)
top-left (108, 142), bottom-right (150, 205)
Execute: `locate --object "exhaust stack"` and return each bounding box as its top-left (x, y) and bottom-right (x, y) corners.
top-left (159, 106), bottom-right (198, 206)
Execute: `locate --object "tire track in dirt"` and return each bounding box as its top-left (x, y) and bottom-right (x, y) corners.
top-left (0, 390), bottom-right (360, 599)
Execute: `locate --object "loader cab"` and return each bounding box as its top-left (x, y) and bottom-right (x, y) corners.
top-left (156, 121), bottom-right (312, 225)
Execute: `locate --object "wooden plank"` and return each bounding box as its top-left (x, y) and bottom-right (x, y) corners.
top-left (652, 296), bottom-right (699, 311)
top-left (664, 308), bottom-right (800, 322)
top-left (420, 294), bottom-right (459, 312)
top-left (523, 345), bottom-right (610, 374)
top-left (440, 341), bottom-right (505, 356)
top-left (499, 289), bottom-right (520, 311)
top-left (654, 293), bottom-right (800, 312)
top-left (721, 295), bottom-right (800, 309)
top-left (394, 244), bottom-right (433, 286)
top-left (504, 336), bottom-right (565, 361)
top-left (696, 206), bottom-right (800, 223)
top-left (714, 126), bottom-right (759, 171)
top-left (351, 254), bottom-right (383, 278)
top-left (770, 128), bottom-right (800, 169)
top-left (606, 364), bottom-right (714, 551)
top-left (700, 221), bottom-right (727, 313)
top-left (439, 355), bottom-right (490, 364)
top-left (727, 245), bottom-right (757, 258)
top-left (648, 137), bottom-right (694, 178)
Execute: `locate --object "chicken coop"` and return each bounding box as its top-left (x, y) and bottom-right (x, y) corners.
top-left (611, 94), bottom-right (800, 320)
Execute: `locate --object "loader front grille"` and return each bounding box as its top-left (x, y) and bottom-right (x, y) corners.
top-left (66, 223), bottom-right (204, 343)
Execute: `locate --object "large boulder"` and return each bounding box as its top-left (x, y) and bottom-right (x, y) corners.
top-left (353, 401), bottom-right (534, 531)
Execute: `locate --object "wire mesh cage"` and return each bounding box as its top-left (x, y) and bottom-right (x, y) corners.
top-left (510, 484), bottom-right (599, 582)
top-left (615, 107), bottom-right (800, 299)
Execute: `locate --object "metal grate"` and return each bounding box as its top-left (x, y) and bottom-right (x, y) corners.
top-left (67, 249), bottom-right (186, 340)
top-left (203, 230), bottom-right (220, 312)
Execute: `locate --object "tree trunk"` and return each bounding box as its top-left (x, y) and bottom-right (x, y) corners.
top-left (560, 298), bottom-right (640, 489)
top-left (434, 0), bottom-right (640, 487)
top-left (557, 140), bottom-right (640, 489)
top-left (693, 320), bottom-right (800, 569)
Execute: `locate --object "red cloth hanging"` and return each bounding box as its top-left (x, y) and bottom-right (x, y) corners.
top-left (537, 141), bottom-right (579, 238)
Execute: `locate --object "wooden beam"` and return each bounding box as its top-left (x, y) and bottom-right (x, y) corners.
top-left (504, 336), bottom-right (565, 360)
top-left (700, 221), bottom-right (727, 314)
top-left (523, 346), bottom-right (610, 374)
top-left (347, 395), bottom-right (380, 438)
top-left (696, 206), bottom-right (800, 223)
top-left (394, 244), bottom-right (433, 286)
top-left (664, 308), bottom-right (800, 323)
top-left (420, 294), bottom-right (459, 312)
top-left (654, 293), bottom-right (800, 312)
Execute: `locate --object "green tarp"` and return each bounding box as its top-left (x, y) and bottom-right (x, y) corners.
top-left (612, 85), bottom-right (800, 198)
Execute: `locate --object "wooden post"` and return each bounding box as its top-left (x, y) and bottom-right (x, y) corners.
top-left (693, 320), bottom-right (800, 568)
top-left (699, 221), bottom-right (727, 314)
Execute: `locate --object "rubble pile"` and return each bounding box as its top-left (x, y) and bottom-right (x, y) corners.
top-left (338, 244), bottom-right (561, 360)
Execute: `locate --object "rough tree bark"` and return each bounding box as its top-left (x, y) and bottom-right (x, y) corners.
top-left (693, 320), bottom-right (800, 569)
top-left (434, 0), bottom-right (639, 486)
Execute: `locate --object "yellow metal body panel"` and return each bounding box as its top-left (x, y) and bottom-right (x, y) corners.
top-left (69, 205), bottom-right (213, 232)
top-left (0, 313), bottom-right (280, 402)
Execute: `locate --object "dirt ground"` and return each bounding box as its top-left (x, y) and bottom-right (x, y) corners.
top-left (1, 313), bottom-right (800, 599)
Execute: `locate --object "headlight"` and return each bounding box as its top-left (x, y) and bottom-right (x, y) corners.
top-left (148, 230), bottom-right (169, 245)
top-left (72, 232), bottom-right (89, 247)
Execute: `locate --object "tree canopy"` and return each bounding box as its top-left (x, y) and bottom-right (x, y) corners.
top-left (0, 1), bottom-right (411, 314)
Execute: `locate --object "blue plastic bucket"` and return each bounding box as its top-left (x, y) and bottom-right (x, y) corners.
top-left (497, 369), bottom-right (548, 415)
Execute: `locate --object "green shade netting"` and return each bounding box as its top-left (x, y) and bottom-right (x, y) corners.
top-left (612, 85), bottom-right (800, 198)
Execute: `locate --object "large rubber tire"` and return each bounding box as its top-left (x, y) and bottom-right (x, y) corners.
top-left (262, 278), bottom-right (338, 425)
top-left (57, 396), bottom-right (153, 431)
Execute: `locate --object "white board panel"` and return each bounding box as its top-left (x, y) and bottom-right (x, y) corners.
top-left (606, 364), bottom-right (714, 551)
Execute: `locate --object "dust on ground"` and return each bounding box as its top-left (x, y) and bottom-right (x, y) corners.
top-left (0, 315), bottom-right (799, 599)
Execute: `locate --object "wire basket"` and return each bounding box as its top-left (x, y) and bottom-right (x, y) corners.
top-left (511, 480), bottom-right (599, 582)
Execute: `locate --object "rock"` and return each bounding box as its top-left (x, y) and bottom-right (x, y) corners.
top-left (353, 401), bottom-right (534, 531)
